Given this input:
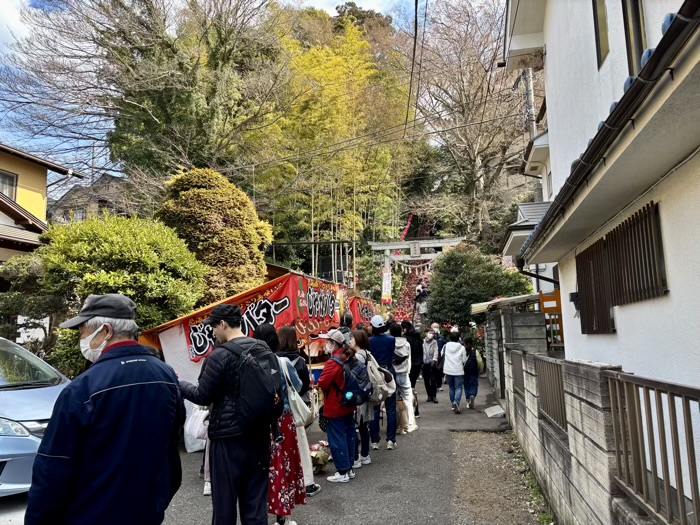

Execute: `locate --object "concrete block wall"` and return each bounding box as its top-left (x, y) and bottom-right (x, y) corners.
top-left (504, 350), bottom-right (643, 525)
top-left (485, 312), bottom-right (503, 397)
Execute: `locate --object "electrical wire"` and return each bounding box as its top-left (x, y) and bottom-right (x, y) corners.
top-left (413, 0), bottom-right (430, 136)
top-left (227, 86), bottom-right (521, 175)
top-left (233, 112), bottom-right (522, 173)
top-left (403, 0), bottom-right (421, 138)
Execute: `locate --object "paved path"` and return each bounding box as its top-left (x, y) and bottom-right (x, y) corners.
top-left (165, 377), bottom-right (509, 525)
top-left (0, 378), bottom-right (512, 525)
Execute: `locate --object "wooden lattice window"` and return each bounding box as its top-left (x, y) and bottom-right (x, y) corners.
top-left (576, 202), bottom-right (667, 335)
top-left (576, 238), bottom-right (615, 334)
top-left (607, 201), bottom-right (667, 306)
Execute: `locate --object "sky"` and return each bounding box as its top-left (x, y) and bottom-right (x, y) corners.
top-left (0, 0), bottom-right (400, 51)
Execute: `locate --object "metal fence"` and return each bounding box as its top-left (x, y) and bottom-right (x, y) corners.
top-left (511, 351), bottom-right (525, 397)
top-left (606, 371), bottom-right (700, 525)
top-left (534, 356), bottom-right (568, 433)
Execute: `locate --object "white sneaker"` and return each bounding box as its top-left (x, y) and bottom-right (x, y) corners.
top-left (360, 454), bottom-right (372, 465)
top-left (453, 402), bottom-right (461, 414)
top-left (371, 442), bottom-right (380, 450)
top-left (348, 469), bottom-right (356, 479)
top-left (387, 440), bottom-right (397, 450)
top-left (203, 481), bottom-right (211, 496)
top-left (327, 472), bottom-right (350, 483)
top-left (407, 425), bottom-right (419, 433)
top-left (352, 459), bottom-right (362, 469)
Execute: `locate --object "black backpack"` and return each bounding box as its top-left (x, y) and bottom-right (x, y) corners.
top-left (223, 339), bottom-right (284, 429)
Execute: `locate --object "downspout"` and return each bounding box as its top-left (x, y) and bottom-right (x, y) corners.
top-left (516, 257), bottom-right (559, 286)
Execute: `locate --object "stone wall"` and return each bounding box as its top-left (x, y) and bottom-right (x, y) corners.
top-left (485, 312), bottom-right (503, 398)
top-left (504, 350), bottom-right (652, 525)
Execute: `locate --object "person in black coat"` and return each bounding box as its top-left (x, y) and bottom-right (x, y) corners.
top-left (463, 336), bottom-right (479, 409)
top-left (179, 305), bottom-right (275, 525)
top-left (25, 294), bottom-right (184, 525)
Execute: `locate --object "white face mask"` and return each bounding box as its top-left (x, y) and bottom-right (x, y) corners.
top-left (426, 333), bottom-right (434, 340)
top-left (80, 324), bottom-right (108, 363)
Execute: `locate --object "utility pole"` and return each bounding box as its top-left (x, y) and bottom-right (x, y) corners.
top-left (523, 67), bottom-right (537, 140)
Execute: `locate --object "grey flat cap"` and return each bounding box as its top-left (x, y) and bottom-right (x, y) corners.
top-left (59, 294), bottom-right (137, 329)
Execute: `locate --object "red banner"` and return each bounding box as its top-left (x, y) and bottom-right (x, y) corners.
top-left (349, 297), bottom-right (376, 328)
top-left (141, 273), bottom-right (348, 362)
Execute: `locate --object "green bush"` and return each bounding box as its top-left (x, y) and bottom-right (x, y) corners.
top-left (157, 168), bottom-right (273, 304)
top-left (0, 214), bottom-right (207, 376)
top-left (428, 243), bottom-right (532, 328)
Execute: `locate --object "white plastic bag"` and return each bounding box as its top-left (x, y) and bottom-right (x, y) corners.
top-left (184, 407), bottom-right (207, 453)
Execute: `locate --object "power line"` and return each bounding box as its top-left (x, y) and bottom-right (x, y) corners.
top-left (413, 0), bottom-right (430, 136)
top-left (235, 112), bottom-right (522, 173)
top-left (227, 86), bottom-right (521, 175)
top-left (403, 0), bottom-right (421, 138)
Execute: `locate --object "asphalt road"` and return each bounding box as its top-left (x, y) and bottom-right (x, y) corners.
top-left (164, 378), bottom-right (508, 525)
top-left (1, 378), bottom-right (508, 525)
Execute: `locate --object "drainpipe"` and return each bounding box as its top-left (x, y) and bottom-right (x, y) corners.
top-left (516, 257), bottom-right (559, 286)
top-left (523, 68), bottom-right (537, 140)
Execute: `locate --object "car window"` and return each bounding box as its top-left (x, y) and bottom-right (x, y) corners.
top-left (0, 339), bottom-right (62, 387)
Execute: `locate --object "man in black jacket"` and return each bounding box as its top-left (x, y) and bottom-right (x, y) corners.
top-left (25, 294), bottom-right (184, 525)
top-left (180, 305), bottom-right (273, 525)
top-left (401, 320), bottom-right (424, 417)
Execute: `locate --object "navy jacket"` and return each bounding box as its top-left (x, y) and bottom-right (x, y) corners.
top-left (25, 342), bottom-right (184, 525)
top-left (369, 334), bottom-right (396, 369)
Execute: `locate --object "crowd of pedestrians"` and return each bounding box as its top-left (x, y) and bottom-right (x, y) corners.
top-left (24, 293), bottom-right (482, 525)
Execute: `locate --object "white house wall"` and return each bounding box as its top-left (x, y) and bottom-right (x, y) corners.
top-left (543, 0), bottom-right (683, 198)
top-left (558, 151), bottom-right (700, 388)
top-left (643, 0), bottom-right (685, 48)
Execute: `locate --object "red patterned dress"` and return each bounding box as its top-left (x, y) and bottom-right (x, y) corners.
top-left (268, 412), bottom-right (307, 517)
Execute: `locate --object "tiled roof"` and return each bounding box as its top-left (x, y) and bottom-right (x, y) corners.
top-left (509, 202), bottom-right (551, 229)
top-left (0, 224), bottom-right (42, 246)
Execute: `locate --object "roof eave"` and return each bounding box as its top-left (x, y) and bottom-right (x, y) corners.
top-left (0, 144), bottom-right (84, 179)
top-left (522, 0), bottom-right (700, 260)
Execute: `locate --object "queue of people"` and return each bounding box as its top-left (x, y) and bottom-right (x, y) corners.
top-left (24, 293), bottom-right (482, 525)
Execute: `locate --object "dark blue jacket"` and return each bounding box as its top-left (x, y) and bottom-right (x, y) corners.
top-left (369, 334), bottom-right (396, 369)
top-left (25, 342), bottom-right (184, 525)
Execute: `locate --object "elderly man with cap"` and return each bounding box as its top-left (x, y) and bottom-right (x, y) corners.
top-left (368, 315), bottom-right (398, 450)
top-left (179, 304), bottom-right (281, 525)
top-left (317, 328), bottom-right (357, 483)
top-left (25, 294), bottom-right (184, 525)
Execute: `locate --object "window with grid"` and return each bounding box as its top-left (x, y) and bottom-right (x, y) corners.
top-left (592, 0), bottom-right (610, 68)
top-left (0, 171), bottom-right (18, 201)
top-left (575, 202), bottom-right (667, 335)
top-left (621, 0), bottom-right (647, 75)
top-left (576, 238), bottom-right (615, 334)
top-left (606, 201), bottom-right (667, 305)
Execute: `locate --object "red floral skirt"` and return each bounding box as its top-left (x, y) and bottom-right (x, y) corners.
top-left (268, 412), bottom-right (307, 516)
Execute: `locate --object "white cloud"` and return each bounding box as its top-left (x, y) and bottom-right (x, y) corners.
top-left (0, 0), bottom-right (28, 50)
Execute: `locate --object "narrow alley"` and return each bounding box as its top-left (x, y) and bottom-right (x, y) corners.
top-left (163, 378), bottom-right (547, 525)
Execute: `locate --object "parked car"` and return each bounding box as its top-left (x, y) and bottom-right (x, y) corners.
top-left (0, 338), bottom-right (68, 497)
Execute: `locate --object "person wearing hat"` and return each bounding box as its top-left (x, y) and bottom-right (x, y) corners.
top-left (179, 304), bottom-right (279, 525)
top-left (368, 315), bottom-right (398, 450)
top-left (25, 294), bottom-right (185, 525)
top-left (317, 328), bottom-right (357, 483)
